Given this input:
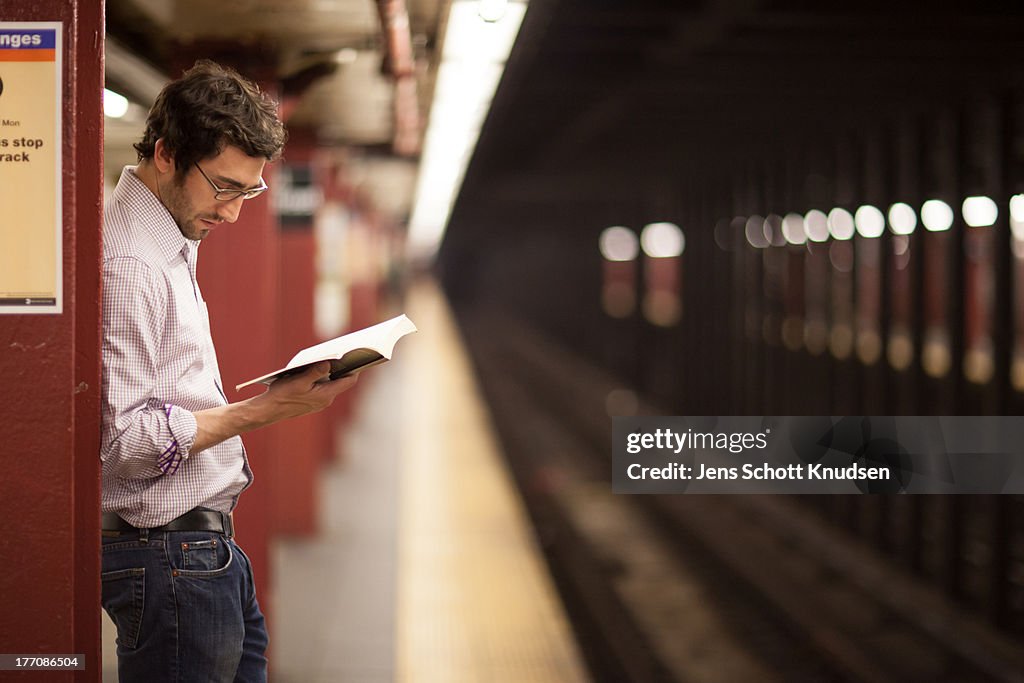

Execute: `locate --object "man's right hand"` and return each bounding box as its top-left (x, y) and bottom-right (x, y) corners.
top-left (259, 361), bottom-right (359, 420)
top-left (191, 361), bottom-right (358, 454)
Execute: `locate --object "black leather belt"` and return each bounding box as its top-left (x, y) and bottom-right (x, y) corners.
top-left (102, 508), bottom-right (234, 538)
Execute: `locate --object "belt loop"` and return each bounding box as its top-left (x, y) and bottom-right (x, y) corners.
top-left (224, 512), bottom-right (234, 539)
top-left (139, 528), bottom-right (149, 544)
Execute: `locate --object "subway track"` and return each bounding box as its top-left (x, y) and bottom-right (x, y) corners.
top-left (456, 309), bottom-right (1024, 683)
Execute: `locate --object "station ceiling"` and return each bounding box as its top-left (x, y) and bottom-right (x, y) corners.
top-left (454, 0), bottom-right (1024, 223)
top-left (104, 0), bottom-right (445, 218)
top-left (104, 1), bottom-right (1024, 264)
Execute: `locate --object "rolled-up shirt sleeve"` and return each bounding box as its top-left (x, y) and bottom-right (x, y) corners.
top-left (101, 256), bottom-right (197, 479)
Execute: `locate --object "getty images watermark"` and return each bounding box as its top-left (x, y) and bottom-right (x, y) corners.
top-left (612, 417), bottom-right (1024, 494)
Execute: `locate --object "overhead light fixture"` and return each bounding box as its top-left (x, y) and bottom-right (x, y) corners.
top-left (103, 88), bottom-right (129, 119)
top-left (104, 36), bottom-right (167, 108)
top-left (407, 0), bottom-right (528, 263)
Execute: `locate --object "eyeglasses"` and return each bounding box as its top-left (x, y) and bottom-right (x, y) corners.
top-left (194, 162), bottom-right (268, 201)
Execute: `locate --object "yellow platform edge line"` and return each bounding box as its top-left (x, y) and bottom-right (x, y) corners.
top-left (396, 279), bottom-right (589, 683)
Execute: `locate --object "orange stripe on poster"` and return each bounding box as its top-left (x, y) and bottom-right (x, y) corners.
top-left (0, 49), bottom-right (56, 62)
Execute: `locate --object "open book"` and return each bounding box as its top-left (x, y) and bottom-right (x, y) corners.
top-left (235, 314), bottom-right (417, 391)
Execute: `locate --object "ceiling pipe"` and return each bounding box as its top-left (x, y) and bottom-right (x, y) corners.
top-left (377, 0), bottom-right (415, 77)
top-left (376, 0), bottom-right (421, 156)
top-left (104, 35), bottom-right (168, 107)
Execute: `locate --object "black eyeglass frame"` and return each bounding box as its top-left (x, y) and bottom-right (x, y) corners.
top-left (194, 162), bottom-right (269, 201)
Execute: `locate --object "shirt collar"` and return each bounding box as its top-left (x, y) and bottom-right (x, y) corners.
top-left (112, 166), bottom-right (198, 264)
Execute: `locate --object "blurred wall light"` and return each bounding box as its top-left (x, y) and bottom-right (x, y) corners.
top-left (1010, 195), bottom-right (1024, 241)
top-left (745, 215), bottom-right (769, 248)
top-left (854, 205), bottom-right (885, 238)
top-left (407, 0), bottom-right (528, 263)
top-left (599, 226), bottom-right (639, 261)
top-left (764, 214), bottom-right (786, 247)
top-left (1012, 195), bottom-right (1024, 389)
top-left (962, 195), bottom-right (998, 227)
top-left (888, 202), bottom-right (917, 235)
top-left (827, 207), bottom-right (855, 240)
top-left (781, 213), bottom-right (807, 245)
top-left (640, 222), bottom-right (685, 258)
top-left (965, 344), bottom-right (995, 385)
top-left (601, 226), bottom-right (639, 318)
top-left (804, 209), bottom-right (829, 242)
top-left (830, 323), bottom-right (854, 360)
top-left (921, 199), bottom-right (954, 232)
top-left (1011, 194), bottom-right (1024, 223)
top-left (923, 329), bottom-right (952, 377)
top-left (640, 222), bottom-right (683, 326)
top-left (103, 88), bottom-right (129, 118)
top-left (1013, 357), bottom-right (1024, 393)
top-left (714, 218), bottom-right (738, 251)
top-left (888, 326), bottom-right (915, 370)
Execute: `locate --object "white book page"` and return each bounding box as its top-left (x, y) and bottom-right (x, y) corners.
top-left (235, 314), bottom-right (417, 391)
top-left (286, 315), bottom-right (415, 368)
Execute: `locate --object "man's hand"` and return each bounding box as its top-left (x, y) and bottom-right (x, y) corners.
top-left (191, 362), bottom-right (358, 454)
top-left (259, 361), bottom-right (359, 420)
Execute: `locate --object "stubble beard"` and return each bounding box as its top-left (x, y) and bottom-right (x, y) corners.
top-left (160, 174), bottom-right (213, 241)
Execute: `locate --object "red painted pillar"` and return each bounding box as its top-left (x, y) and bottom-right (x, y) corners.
top-left (0, 1), bottom-right (104, 680)
top-left (342, 196), bottom-right (385, 452)
top-left (347, 196), bottom-right (384, 331)
top-left (318, 166), bottom-right (363, 459)
top-left (268, 130), bottom-right (329, 536)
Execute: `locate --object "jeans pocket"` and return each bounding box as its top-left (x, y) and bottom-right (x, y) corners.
top-left (180, 538), bottom-right (222, 571)
top-left (101, 568), bottom-right (145, 650)
top-left (173, 535), bottom-right (234, 578)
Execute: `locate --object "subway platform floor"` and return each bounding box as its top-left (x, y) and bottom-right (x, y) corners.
top-left (102, 280), bottom-right (588, 682)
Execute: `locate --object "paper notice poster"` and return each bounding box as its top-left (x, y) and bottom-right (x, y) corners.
top-left (0, 23), bottom-right (62, 314)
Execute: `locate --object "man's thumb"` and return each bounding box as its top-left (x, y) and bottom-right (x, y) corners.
top-left (306, 361), bottom-right (331, 377)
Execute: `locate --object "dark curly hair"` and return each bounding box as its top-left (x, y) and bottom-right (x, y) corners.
top-left (134, 60), bottom-right (287, 175)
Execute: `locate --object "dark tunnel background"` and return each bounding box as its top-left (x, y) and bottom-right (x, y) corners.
top-left (437, 0), bottom-right (1024, 417)
top-left (430, 1), bottom-right (1024, 673)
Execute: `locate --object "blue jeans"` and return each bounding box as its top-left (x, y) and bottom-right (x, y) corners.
top-left (101, 529), bottom-right (268, 682)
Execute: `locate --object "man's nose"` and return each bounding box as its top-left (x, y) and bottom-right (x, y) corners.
top-left (217, 197), bottom-right (245, 223)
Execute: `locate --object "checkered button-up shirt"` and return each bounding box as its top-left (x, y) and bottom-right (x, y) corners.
top-left (101, 166), bottom-right (252, 528)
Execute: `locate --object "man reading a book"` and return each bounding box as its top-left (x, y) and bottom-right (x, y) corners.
top-left (99, 60), bottom-right (356, 683)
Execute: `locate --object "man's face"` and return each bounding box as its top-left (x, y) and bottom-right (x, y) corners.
top-left (160, 145), bottom-right (267, 241)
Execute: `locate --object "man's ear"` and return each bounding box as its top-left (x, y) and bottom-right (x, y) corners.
top-left (152, 138), bottom-right (177, 175)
